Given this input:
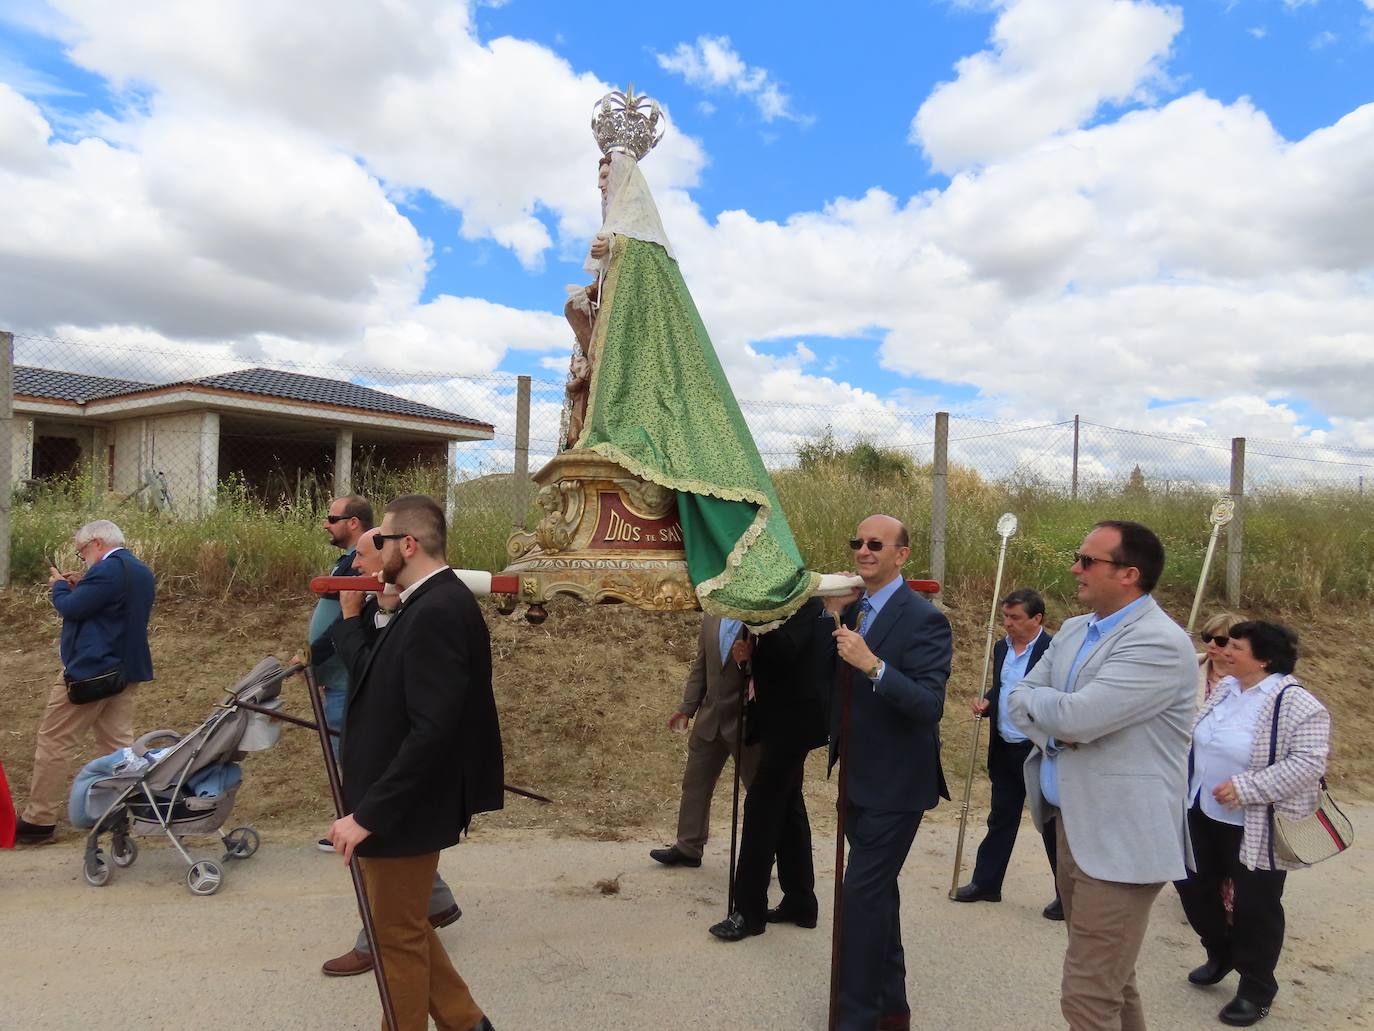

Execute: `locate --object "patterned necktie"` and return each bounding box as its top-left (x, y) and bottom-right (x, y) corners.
top-left (857, 596), bottom-right (873, 636)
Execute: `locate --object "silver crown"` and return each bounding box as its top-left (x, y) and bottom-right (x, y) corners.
top-left (591, 85), bottom-right (665, 161)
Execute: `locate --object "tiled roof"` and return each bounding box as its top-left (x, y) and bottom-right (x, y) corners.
top-left (179, 368), bottom-right (491, 429)
top-left (15, 364), bottom-right (490, 430)
top-left (14, 366), bottom-right (153, 402)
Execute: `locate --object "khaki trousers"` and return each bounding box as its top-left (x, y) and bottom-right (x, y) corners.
top-left (674, 730), bottom-right (759, 858)
top-left (1056, 817), bottom-right (1163, 1031)
top-left (23, 678), bottom-right (138, 826)
top-left (359, 851), bottom-right (484, 1031)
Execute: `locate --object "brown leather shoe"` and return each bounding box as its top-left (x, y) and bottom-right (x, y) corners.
top-left (877, 1011), bottom-right (911, 1030)
top-left (429, 903), bottom-right (463, 930)
top-left (321, 948), bottom-right (374, 977)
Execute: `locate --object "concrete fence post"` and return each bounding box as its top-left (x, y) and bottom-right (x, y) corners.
top-left (1227, 437), bottom-right (1245, 608)
top-left (930, 412), bottom-right (949, 602)
top-left (0, 330), bottom-right (12, 588)
top-left (1071, 415), bottom-right (1080, 500)
top-left (512, 375), bottom-right (531, 530)
top-left (333, 427), bottom-right (353, 498)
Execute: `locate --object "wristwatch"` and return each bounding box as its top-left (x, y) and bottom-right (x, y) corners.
top-left (866, 660), bottom-right (884, 681)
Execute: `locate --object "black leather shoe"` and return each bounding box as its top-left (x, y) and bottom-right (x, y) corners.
top-left (764, 903), bottom-right (818, 928)
top-left (1189, 957), bottom-right (1234, 986)
top-left (468, 1018), bottom-right (495, 1031)
top-left (952, 883), bottom-right (1002, 903)
top-left (708, 911), bottom-right (765, 942)
top-left (1042, 898), bottom-right (1065, 921)
top-left (15, 819), bottom-right (55, 844)
top-left (1218, 996), bottom-right (1268, 1026)
top-left (649, 845), bottom-right (701, 868)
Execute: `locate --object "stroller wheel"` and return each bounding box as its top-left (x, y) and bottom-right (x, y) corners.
top-left (222, 827), bottom-right (260, 860)
top-left (186, 860), bottom-right (224, 896)
top-left (112, 837), bottom-right (139, 868)
top-left (84, 851), bottom-right (112, 887)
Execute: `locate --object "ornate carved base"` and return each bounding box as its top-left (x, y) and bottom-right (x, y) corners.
top-left (498, 450), bottom-right (697, 620)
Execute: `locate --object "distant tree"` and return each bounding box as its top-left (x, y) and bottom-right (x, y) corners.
top-left (797, 429), bottom-right (915, 481)
top-left (1126, 464), bottom-right (1147, 495)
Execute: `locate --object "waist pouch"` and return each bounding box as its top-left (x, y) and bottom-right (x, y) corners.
top-left (65, 669), bottom-right (127, 705)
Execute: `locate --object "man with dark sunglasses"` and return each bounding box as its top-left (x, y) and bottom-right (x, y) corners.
top-left (1007, 520), bottom-right (1196, 1031)
top-left (826, 514), bottom-right (952, 1031)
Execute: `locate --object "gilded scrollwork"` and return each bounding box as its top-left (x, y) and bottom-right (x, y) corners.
top-left (613, 478), bottom-right (675, 519)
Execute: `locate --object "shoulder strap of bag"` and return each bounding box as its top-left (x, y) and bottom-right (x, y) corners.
top-left (1266, 684), bottom-right (1292, 869)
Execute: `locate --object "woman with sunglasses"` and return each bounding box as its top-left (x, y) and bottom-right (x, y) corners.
top-left (1174, 620), bottom-right (1330, 1027)
top-left (1197, 612), bottom-right (1243, 705)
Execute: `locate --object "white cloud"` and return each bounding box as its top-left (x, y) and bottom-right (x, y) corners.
top-left (1309, 30), bottom-right (1338, 49)
top-left (656, 35), bottom-right (809, 125)
top-left (0, 82), bottom-right (53, 173)
top-left (912, 0), bottom-right (1183, 172)
top-left (1248, 26), bottom-right (1268, 39)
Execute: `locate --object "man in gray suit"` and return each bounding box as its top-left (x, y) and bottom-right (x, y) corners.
top-left (650, 614), bottom-right (759, 867)
top-left (1007, 520), bottom-right (1196, 1031)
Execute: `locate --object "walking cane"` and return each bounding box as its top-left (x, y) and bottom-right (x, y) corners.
top-left (948, 512), bottom-right (1019, 899)
top-left (827, 610), bottom-right (855, 1031)
top-left (726, 628), bottom-right (750, 917)
top-left (301, 663), bottom-right (399, 1031)
top-left (1186, 497), bottom-right (1236, 635)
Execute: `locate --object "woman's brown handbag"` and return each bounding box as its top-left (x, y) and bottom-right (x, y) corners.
top-left (1267, 686), bottom-right (1354, 866)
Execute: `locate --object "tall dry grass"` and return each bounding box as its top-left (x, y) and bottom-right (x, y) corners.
top-left (9, 459), bottom-right (1370, 609)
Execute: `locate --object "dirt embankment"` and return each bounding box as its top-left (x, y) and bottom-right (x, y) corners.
top-left (2, 585), bottom-right (1370, 845)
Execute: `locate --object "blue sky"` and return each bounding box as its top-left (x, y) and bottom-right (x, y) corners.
top-left (1, 0), bottom-right (1372, 454)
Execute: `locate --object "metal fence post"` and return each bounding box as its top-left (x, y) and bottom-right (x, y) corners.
top-left (0, 330), bottom-right (12, 588)
top-left (512, 375), bottom-right (532, 529)
top-left (1071, 415), bottom-right (1080, 500)
top-left (930, 412), bottom-right (949, 601)
top-left (1227, 437), bottom-right (1245, 607)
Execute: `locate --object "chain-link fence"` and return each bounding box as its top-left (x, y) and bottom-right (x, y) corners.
top-left (6, 330), bottom-right (1372, 505)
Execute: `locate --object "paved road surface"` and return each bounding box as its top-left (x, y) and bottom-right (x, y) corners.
top-left (4, 811), bottom-right (1372, 1030)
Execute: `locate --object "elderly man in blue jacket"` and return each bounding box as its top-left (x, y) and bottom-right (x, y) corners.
top-left (16, 519), bottom-right (155, 844)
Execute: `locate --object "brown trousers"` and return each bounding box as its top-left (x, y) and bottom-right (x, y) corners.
top-left (359, 851), bottom-right (484, 1031)
top-left (1056, 818), bottom-right (1164, 1031)
top-left (674, 730), bottom-right (759, 858)
top-left (23, 678), bottom-right (138, 826)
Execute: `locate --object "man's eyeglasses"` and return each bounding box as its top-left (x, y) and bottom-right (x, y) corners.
top-left (325, 514), bottom-right (351, 524)
top-left (1072, 552), bottom-right (1129, 570)
top-left (372, 533), bottom-right (410, 550)
top-left (1202, 634), bottom-right (1230, 647)
top-left (849, 538), bottom-right (901, 553)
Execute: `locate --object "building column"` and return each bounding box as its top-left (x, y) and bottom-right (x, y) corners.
top-left (90, 426), bottom-right (110, 493)
top-left (446, 439), bottom-right (460, 526)
top-left (334, 428), bottom-right (354, 497)
top-left (197, 412), bottom-right (219, 516)
top-left (10, 417), bottom-right (33, 488)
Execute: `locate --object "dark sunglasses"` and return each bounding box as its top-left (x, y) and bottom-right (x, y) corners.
top-left (1072, 552), bottom-right (1129, 570)
top-left (324, 514), bottom-right (351, 524)
top-left (1202, 634), bottom-right (1230, 647)
top-left (849, 538), bottom-right (902, 552)
top-left (372, 533), bottom-right (410, 550)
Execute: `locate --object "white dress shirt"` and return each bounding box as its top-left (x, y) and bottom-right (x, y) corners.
top-left (1189, 673), bottom-right (1283, 826)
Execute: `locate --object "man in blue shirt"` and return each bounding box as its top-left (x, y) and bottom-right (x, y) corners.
top-left (954, 587), bottom-right (1061, 918)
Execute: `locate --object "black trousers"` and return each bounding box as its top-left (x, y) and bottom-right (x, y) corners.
top-left (732, 740), bottom-right (816, 928)
top-left (971, 738), bottom-right (1059, 895)
top-left (1174, 803), bottom-right (1288, 1007)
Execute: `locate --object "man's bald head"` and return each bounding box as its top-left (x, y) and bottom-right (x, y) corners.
top-left (851, 514), bottom-right (911, 591)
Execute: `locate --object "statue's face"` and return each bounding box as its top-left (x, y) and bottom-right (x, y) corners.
top-left (598, 160), bottom-right (611, 199)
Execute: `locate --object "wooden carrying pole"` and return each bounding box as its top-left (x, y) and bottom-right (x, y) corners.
top-left (948, 513), bottom-right (1018, 898)
top-left (302, 664), bottom-right (399, 1031)
top-left (1186, 497), bottom-right (1236, 634)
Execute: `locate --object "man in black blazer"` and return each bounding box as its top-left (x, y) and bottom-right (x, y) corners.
top-left (708, 598), bottom-right (830, 941)
top-left (827, 515), bottom-right (952, 1031)
top-left (954, 588), bottom-right (1061, 918)
top-left (328, 494), bottom-right (501, 1031)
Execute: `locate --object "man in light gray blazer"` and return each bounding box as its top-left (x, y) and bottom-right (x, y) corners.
top-left (1007, 520), bottom-right (1196, 1031)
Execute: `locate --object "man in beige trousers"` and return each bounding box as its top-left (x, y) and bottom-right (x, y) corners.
top-left (1008, 520), bottom-right (1196, 1031)
top-left (650, 614), bottom-right (759, 868)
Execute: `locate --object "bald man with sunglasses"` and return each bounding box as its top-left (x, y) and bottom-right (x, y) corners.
top-left (825, 514), bottom-right (952, 1031)
top-left (1007, 520), bottom-right (1196, 1031)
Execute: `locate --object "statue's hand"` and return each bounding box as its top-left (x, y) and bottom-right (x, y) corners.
top-left (589, 232), bottom-right (611, 259)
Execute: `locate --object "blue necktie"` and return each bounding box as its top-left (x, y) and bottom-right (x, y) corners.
top-left (858, 597), bottom-right (873, 636)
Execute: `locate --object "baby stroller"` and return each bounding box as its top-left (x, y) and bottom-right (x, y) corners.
top-left (75, 657), bottom-right (287, 896)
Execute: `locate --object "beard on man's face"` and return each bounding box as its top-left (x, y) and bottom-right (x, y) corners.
top-left (380, 548), bottom-right (406, 585)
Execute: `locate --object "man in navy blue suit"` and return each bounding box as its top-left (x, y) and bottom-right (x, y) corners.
top-left (954, 587), bottom-right (1061, 918)
top-left (827, 514), bottom-right (952, 1031)
top-left (16, 519), bottom-right (155, 844)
